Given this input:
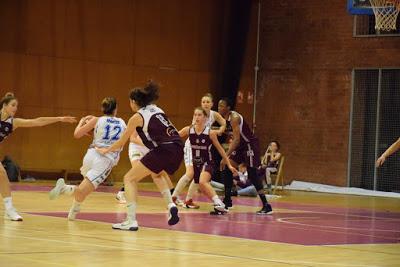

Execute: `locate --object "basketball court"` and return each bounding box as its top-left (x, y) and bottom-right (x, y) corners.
top-left (0, 182), bottom-right (398, 267)
top-left (1, 1), bottom-right (400, 266)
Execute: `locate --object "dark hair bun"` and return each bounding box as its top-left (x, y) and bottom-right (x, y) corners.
top-left (130, 80), bottom-right (159, 108)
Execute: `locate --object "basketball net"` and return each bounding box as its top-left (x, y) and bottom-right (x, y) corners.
top-left (369, 0), bottom-right (400, 31)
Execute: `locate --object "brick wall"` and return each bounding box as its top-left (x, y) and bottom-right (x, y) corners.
top-left (253, 0), bottom-right (400, 186)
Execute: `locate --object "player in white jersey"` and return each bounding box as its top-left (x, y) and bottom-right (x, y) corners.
top-left (172, 93), bottom-right (226, 208)
top-left (49, 97), bottom-right (126, 220)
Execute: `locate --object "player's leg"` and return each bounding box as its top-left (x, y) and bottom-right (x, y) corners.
top-left (0, 164), bottom-right (22, 221)
top-left (198, 170), bottom-right (226, 213)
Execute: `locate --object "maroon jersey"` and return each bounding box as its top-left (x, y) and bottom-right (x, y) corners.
top-left (0, 117), bottom-right (13, 143)
top-left (189, 126), bottom-right (213, 166)
top-left (225, 111), bottom-right (256, 147)
top-left (136, 104), bottom-right (182, 150)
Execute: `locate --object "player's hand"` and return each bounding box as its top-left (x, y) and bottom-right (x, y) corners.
top-left (376, 155), bottom-right (386, 167)
top-left (228, 165), bottom-right (238, 176)
top-left (59, 116), bottom-right (77, 123)
top-left (96, 147), bottom-right (109, 155)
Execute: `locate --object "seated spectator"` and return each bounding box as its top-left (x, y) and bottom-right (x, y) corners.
top-left (261, 141), bottom-right (282, 193)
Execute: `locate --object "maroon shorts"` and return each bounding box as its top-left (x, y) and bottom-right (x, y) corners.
top-left (230, 139), bottom-right (261, 168)
top-left (141, 143), bottom-right (184, 175)
top-left (193, 162), bottom-right (214, 184)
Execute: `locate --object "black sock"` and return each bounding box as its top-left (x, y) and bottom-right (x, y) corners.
top-left (221, 168), bottom-right (233, 202)
top-left (258, 193), bottom-right (267, 206)
top-left (170, 188), bottom-right (175, 195)
top-left (120, 186), bottom-right (125, 192)
top-left (248, 167), bottom-right (268, 206)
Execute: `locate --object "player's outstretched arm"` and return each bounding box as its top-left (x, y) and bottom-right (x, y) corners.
top-left (376, 137), bottom-right (400, 167)
top-left (13, 116), bottom-right (76, 130)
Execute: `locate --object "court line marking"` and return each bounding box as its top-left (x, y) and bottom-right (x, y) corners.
top-left (7, 211), bottom-right (400, 261)
top-left (22, 210), bottom-right (400, 245)
top-left (277, 217), bottom-right (400, 233)
top-left (0, 229), bottom-right (384, 267)
top-left (0, 253), bottom-right (74, 267)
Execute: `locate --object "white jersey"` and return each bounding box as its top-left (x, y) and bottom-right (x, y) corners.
top-left (91, 116), bottom-right (126, 161)
top-left (206, 110), bottom-right (216, 127)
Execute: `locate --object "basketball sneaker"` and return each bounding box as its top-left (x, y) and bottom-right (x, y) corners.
top-left (184, 199), bottom-right (200, 209)
top-left (210, 207), bottom-right (228, 215)
top-left (5, 208), bottom-right (23, 221)
top-left (223, 198), bottom-right (233, 209)
top-left (116, 191), bottom-right (126, 204)
top-left (256, 204), bottom-right (273, 215)
top-left (112, 219), bottom-right (139, 231)
top-left (168, 204), bottom-right (180, 226)
top-left (49, 178), bottom-right (65, 200)
top-left (214, 203), bottom-right (228, 212)
top-left (172, 196), bottom-right (184, 207)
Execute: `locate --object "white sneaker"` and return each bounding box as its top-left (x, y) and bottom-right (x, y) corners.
top-left (5, 208), bottom-right (23, 221)
top-left (116, 191), bottom-right (126, 204)
top-left (112, 219), bottom-right (139, 231)
top-left (168, 205), bottom-right (180, 226)
top-left (67, 205), bottom-right (81, 221)
top-left (214, 203), bottom-right (228, 213)
top-left (49, 178), bottom-right (65, 200)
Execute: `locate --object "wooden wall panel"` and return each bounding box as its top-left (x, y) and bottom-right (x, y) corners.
top-left (0, 0), bottom-right (25, 54)
top-left (25, 0), bottom-right (55, 56)
top-left (0, 52), bottom-right (19, 91)
top-left (197, 0), bottom-right (224, 72)
top-left (156, 70), bottom-right (180, 116)
top-left (175, 71), bottom-right (197, 128)
top-left (179, 0), bottom-right (199, 71)
top-left (63, 0), bottom-right (86, 60)
top-left (99, 0), bottom-right (135, 64)
top-left (134, 0), bottom-right (161, 66)
top-left (57, 59), bottom-right (88, 110)
top-left (0, 0), bottom-right (229, 181)
top-left (159, 0), bottom-right (181, 69)
top-left (98, 62), bottom-right (134, 113)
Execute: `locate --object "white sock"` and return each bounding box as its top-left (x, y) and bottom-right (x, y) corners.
top-left (126, 202), bottom-right (137, 221)
top-left (186, 181), bottom-right (199, 201)
top-left (3, 197), bottom-right (13, 210)
top-left (212, 195), bottom-right (223, 206)
top-left (63, 185), bottom-right (76, 196)
top-left (72, 199), bottom-right (81, 210)
top-left (172, 174), bottom-right (191, 198)
top-left (161, 189), bottom-right (173, 205)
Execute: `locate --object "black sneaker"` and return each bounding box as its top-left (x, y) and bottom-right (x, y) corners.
top-left (256, 204), bottom-right (273, 215)
top-left (168, 205), bottom-right (180, 225)
top-left (223, 198), bottom-right (233, 209)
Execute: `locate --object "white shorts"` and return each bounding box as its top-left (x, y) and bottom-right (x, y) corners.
top-left (80, 148), bottom-right (115, 189)
top-left (128, 143), bottom-right (149, 162)
top-left (184, 138), bottom-right (193, 166)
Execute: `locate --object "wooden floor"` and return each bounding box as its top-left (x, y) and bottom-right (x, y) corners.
top-left (1, 182), bottom-right (400, 267)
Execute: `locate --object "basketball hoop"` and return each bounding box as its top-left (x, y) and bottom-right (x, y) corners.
top-left (369, 0), bottom-right (400, 31)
